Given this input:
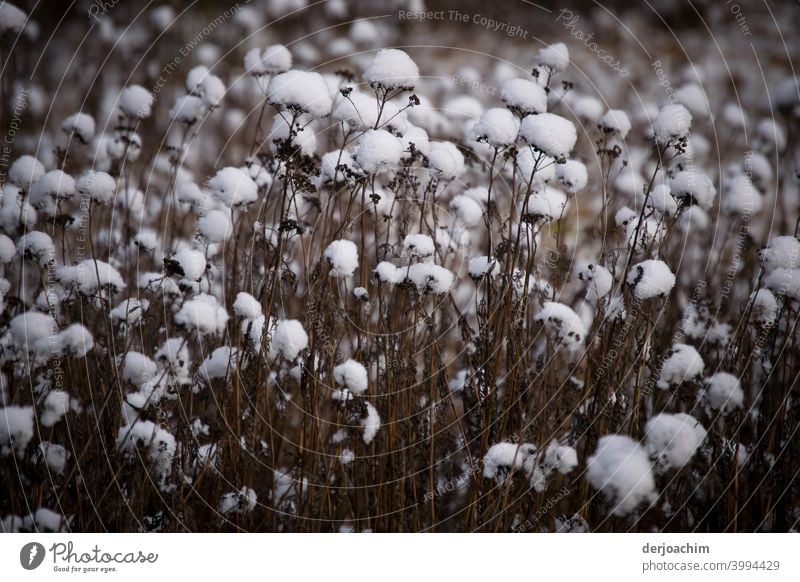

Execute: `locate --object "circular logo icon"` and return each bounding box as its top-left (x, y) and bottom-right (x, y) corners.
top-left (20, 542), bottom-right (46, 570)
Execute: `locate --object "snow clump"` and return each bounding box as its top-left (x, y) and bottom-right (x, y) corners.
top-left (587, 434), bottom-right (658, 516)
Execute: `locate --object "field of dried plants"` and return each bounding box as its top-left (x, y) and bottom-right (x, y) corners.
top-left (0, 0), bottom-right (799, 532)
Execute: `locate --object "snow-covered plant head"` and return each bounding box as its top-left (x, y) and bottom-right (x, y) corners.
top-left (0, 0), bottom-right (796, 536)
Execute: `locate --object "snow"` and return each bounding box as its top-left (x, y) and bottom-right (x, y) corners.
top-left (537, 42), bottom-right (569, 73)
top-left (764, 268), bottom-right (800, 302)
top-left (373, 261), bottom-right (401, 285)
top-left (598, 109), bottom-right (632, 138)
top-left (24, 508), bottom-right (68, 532)
top-left (333, 360), bottom-right (368, 395)
top-left (61, 112), bottom-right (95, 143)
top-left (759, 236), bottom-right (800, 274)
top-left (426, 141), bottom-right (465, 178)
top-left (556, 159), bottom-right (588, 192)
top-left (340, 449), bottom-right (355, 465)
top-left (555, 514), bottom-right (589, 533)
top-left (363, 48), bottom-right (419, 90)
top-left (575, 262), bottom-right (613, 301)
top-left (534, 302), bottom-right (587, 350)
top-left (267, 70), bottom-right (333, 118)
top-left (165, 249), bottom-right (208, 281)
top-left (468, 256), bottom-right (498, 280)
top-left (37, 442), bottom-right (69, 474)
top-left (355, 129), bottom-right (402, 173)
top-left (756, 118), bottom-right (786, 152)
top-left (464, 187), bottom-right (490, 206)
top-left (647, 184), bottom-right (678, 216)
top-left (613, 167), bottom-right (645, 200)
top-left (186, 65), bottom-right (209, 93)
top-left (324, 239), bottom-right (359, 277)
top-left (170, 94), bottom-right (205, 125)
top-left (678, 205), bottom-right (710, 231)
top-left (155, 337), bottom-right (189, 372)
top-left (748, 151), bottom-right (772, 187)
top-left (0, 2), bottom-right (27, 34)
top-left (198, 346), bottom-right (238, 382)
top-left (483, 442), bottom-right (530, 480)
top-left (702, 372), bottom-right (744, 414)
top-left (572, 94), bottom-right (604, 121)
top-left (198, 74), bottom-right (225, 109)
top-left (402, 233), bottom-right (435, 261)
top-left (56, 324), bottom-right (94, 358)
top-left (519, 113), bottom-right (577, 160)
top-left (749, 288), bottom-right (779, 326)
top-left (270, 319), bottom-right (308, 361)
top-left (627, 260), bottom-right (676, 300)
top-left (722, 103), bottom-right (748, 129)
top-left (121, 351), bottom-right (158, 386)
top-left (320, 150), bottom-right (357, 184)
top-left (17, 231), bottom-right (55, 265)
top-left (645, 413), bottom-right (706, 472)
top-left (219, 487), bottom-right (257, 515)
top-left (470, 107), bottom-right (519, 147)
top-left (40, 390), bottom-right (72, 427)
top-left (0, 193), bottom-right (34, 235)
top-left (675, 83), bottom-right (709, 118)
top-left (233, 292), bottom-right (262, 321)
top-left (586, 434), bottom-right (657, 516)
top-left (209, 167), bottom-right (258, 207)
top-left (119, 85), bottom-right (154, 119)
top-left (9, 311), bottom-right (56, 354)
top-left (0, 234), bottom-right (15, 263)
top-left (245, 48), bottom-right (267, 76)
top-left (198, 209), bottom-right (233, 242)
top-left (400, 126), bottom-right (430, 156)
top-left (76, 170), bottom-right (116, 204)
top-left (669, 170), bottom-right (717, 211)
top-left (269, 113), bottom-right (317, 156)
top-left (657, 344), bottom-right (704, 389)
top-left (501, 78), bottom-right (547, 115)
top-left (525, 441), bottom-right (579, 492)
top-left (443, 95), bottom-right (482, 120)
top-left (333, 90), bottom-right (384, 130)
top-left (527, 186), bottom-right (568, 222)
top-left (449, 194), bottom-right (483, 228)
top-left (174, 294), bottom-right (229, 337)
top-left (56, 259), bottom-right (125, 295)
top-left (405, 263), bottom-right (454, 294)
top-left (361, 402), bottom-right (381, 444)
top-left (0, 406), bottom-right (34, 457)
top-left (246, 44), bottom-right (292, 76)
top-left (116, 421), bottom-right (176, 486)
top-left (723, 173), bottom-right (762, 215)
top-left (516, 148), bottom-right (556, 186)
top-left (652, 103), bottom-right (692, 143)
top-left (9, 155), bottom-right (44, 190)
top-left (29, 170), bottom-right (75, 216)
